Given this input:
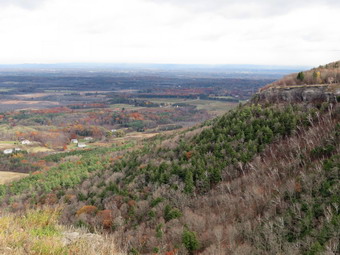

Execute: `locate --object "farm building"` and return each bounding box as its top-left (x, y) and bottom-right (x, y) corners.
top-left (21, 140), bottom-right (31, 145)
top-left (71, 139), bottom-right (78, 144)
top-left (84, 137), bottom-right (93, 141)
top-left (78, 143), bottom-right (86, 148)
top-left (3, 149), bottom-right (13, 155)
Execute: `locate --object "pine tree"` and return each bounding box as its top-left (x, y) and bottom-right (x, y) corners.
top-left (184, 171), bottom-right (194, 194)
top-left (210, 167), bottom-right (221, 185)
top-left (297, 72), bottom-right (305, 81)
top-left (182, 229), bottom-right (200, 255)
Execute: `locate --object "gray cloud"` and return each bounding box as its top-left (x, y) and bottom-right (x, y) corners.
top-left (0, 0), bottom-right (46, 9)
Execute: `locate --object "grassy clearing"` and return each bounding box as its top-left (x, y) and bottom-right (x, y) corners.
top-left (0, 208), bottom-right (124, 255)
top-left (26, 147), bottom-right (53, 153)
top-left (109, 104), bottom-right (144, 110)
top-left (0, 172), bottom-right (28, 185)
top-left (136, 97), bottom-right (238, 115)
top-left (0, 141), bottom-right (16, 144)
top-left (188, 99), bottom-right (237, 113)
top-left (0, 125), bottom-right (37, 136)
top-left (0, 141), bottom-right (53, 153)
top-left (0, 141), bottom-right (19, 150)
top-left (0, 88), bottom-right (12, 92)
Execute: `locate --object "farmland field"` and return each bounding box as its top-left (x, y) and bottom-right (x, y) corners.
top-left (0, 171), bottom-right (28, 184)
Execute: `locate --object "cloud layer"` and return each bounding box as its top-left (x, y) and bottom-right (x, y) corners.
top-left (148, 0), bottom-right (340, 19)
top-left (0, 0), bottom-right (339, 65)
top-left (0, 0), bottom-right (46, 9)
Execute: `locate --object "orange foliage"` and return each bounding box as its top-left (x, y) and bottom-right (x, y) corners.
top-left (97, 209), bottom-right (113, 229)
top-left (76, 205), bottom-right (98, 216)
top-left (129, 112), bottom-right (144, 120)
top-left (31, 107), bottom-right (72, 114)
top-left (15, 131), bottom-right (25, 138)
top-left (127, 200), bottom-right (136, 207)
top-left (11, 202), bottom-right (21, 211)
top-left (295, 182), bottom-right (302, 193)
top-left (64, 194), bottom-right (76, 203)
top-left (70, 133), bottom-right (77, 139)
top-left (165, 250), bottom-right (178, 255)
top-left (138, 164), bottom-right (147, 170)
top-left (185, 151), bottom-right (192, 160)
top-left (12, 153), bottom-right (24, 159)
top-left (110, 155), bottom-right (123, 163)
top-left (32, 160), bottom-right (47, 168)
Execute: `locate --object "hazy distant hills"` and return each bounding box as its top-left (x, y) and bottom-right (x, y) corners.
top-left (0, 63), bottom-right (308, 79)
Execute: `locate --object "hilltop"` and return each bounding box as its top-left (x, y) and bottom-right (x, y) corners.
top-left (254, 61), bottom-right (340, 104)
top-left (0, 62), bottom-right (339, 254)
top-left (263, 60), bottom-right (340, 88)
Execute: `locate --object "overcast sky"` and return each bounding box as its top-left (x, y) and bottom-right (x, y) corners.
top-left (0, 0), bottom-right (339, 66)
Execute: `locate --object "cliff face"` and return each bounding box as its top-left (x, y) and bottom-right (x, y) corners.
top-left (252, 84), bottom-right (340, 104)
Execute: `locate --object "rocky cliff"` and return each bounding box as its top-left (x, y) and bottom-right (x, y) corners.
top-left (252, 84), bottom-right (340, 104)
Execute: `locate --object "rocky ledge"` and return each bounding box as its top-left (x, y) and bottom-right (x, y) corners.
top-left (252, 84), bottom-right (340, 104)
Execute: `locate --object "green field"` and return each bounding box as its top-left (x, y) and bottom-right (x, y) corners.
top-left (109, 103), bottom-right (145, 110)
top-left (136, 97), bottom-right (239, 115)
top-left (0, 88), bottom-right (12, 92)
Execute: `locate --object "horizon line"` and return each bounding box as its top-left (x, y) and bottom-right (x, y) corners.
top-left (0, 62), bottom-right (311, 70)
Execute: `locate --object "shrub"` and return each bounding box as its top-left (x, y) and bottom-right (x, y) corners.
top-left (150, 197), bottom-right (164, 207)
top-left (182, 229), bottom-right (200, 254)
top-left (164, 205), bottom-right (182, 222)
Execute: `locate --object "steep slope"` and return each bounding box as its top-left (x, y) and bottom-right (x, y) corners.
top-left (0, 63), bottom-right (339, 254)
top-left (2, 103), bottom-right (338, 254)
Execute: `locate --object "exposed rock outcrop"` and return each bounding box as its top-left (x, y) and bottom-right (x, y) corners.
top-left (252, 84), bottom-right (340, 104)
top-left (61, 231), bottom-right (104, 246)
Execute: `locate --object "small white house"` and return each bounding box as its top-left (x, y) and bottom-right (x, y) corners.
top-left (3, 149), bottom-right (13, 155)
top-left (84, 137), bottom-right (93, 141)
top-left (21, 140), bottom-right (31, 145)
top-left (111, 129), bottom-right (117, 133)
top-left (71, 139), bottom-right (78, 144)
top-left (78, 143), bottom-right (86, 148)
top-left (14, 148), bottom-right (21, 152)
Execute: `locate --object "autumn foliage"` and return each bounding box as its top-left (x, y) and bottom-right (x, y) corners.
top-left (76, 205), bottom-right (98, 216)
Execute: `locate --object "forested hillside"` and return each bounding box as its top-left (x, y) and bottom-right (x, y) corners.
top-left (1, 101), bottom-right (339, 254)
top-left (0, 64), bottom-right (339, 254)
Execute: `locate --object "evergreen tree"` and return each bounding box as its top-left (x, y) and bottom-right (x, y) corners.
top-left (184, 171), bottom-right (194, 194)
top-left (297, 72), bottom-right (305, 81)
top-left (182, 229), bottom-right (200, 255)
